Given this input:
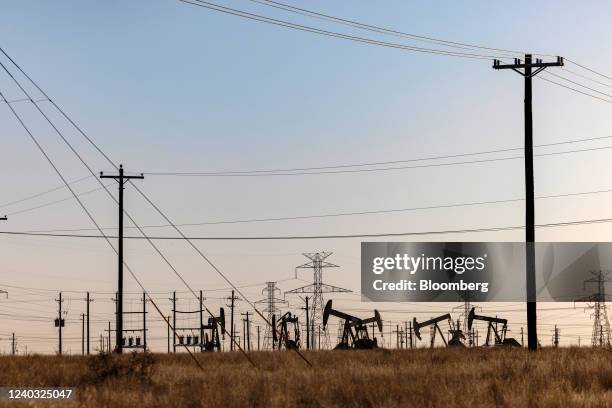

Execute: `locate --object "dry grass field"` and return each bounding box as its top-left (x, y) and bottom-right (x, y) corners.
top-left (0, 348), bottom-right (611, 407)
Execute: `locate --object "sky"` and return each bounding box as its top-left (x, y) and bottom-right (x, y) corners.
top-left (1, 0), bottom-right (612, 353)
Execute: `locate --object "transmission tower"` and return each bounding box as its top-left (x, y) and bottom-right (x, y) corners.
top-left (255, 282), bottom-right (286, 350)
top-left (578, 271), bottom-right (612, 347)
top-left (452, 291), bottom-right (480, 347)
top-left (285, 252), bottom-right (351, 349)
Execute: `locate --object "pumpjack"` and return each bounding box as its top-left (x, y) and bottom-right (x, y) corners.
top-left (272, 312), bottom-right (301, 350)
top-left (467, 308), bottom-right (521, 347)
top-left (323, 300), bottom-right (383, 349)
top-left (202, 307), bottom-right (225, 351)
top-left (413, 314), bottom-right (465, 348)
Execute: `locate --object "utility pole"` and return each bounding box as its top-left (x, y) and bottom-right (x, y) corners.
top-left (11, 333), bottom-right (15, 355)
top-left (493, 54), bottom-right (564, 351)
top-left (553, 325), bottom-right (560, 347)
top-left (100, 164), bottom-right (144, 354)
top-left (302, 296), bottom-right (310, 350)
top-left (226, 291), bottom-right (239, 351)
top-left (167, 315), bottom-right (171, 353)
top-left (54, 292), bottom-right (64, 355)
top-left (393, 324), bottom-right (400, 349)
top-left (241, 312), bottom-right (251, 351)
top-left (81, 313), bottom-right (85, 355)
top-left (142, 292), bottom-right (147, 351)
top-left (408, 321), bottom-right (413, 349)
top-left (199, 290), bottom-right (204, 353)
top-left (171, 292), bottom-right (177, 352)
top-left (257, 326), bottom-right (261, 351)
top-left (85, 291), bottom-right (92, 355)
top-left (242, 317), bottom-right (246, 350)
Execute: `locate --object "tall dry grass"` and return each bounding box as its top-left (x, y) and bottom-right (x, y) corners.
top-left (1, 348), bottom-right (611, 407)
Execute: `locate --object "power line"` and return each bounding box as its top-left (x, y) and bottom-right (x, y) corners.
top-left (181, 0), bottom-right (612, 108)
top-left (17, 184), bottom-right (612, 234)
top-left (3, 215), bottom-right (612, 240)
top-left (3, 135), bottom-right (611, 217)
top-left (142, 135), bottom-right (612, 176)
top-left (180, 1), bottom-right (612, 107)
top-left (566, 59), bottom-right (612, 82)
top-left (178, 0), bottom-right (496, 60)
top-left (144, 144), bottom-right (612, 176)
top-left (538, 75), bottom-right (612, 104)
top-left (247, 0), bottom-right (529, 57)
top-left (0, 175), bottom-right (92, 210)
top-left (5, 184), bottom-right (113, 216)
top-left (562, 68), bottom-right (612, 89)
top-left (544, 72), bottom-right (612, 99)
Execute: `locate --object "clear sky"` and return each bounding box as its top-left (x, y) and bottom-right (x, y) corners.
top-left (1, 0), bottom-right (611, 353)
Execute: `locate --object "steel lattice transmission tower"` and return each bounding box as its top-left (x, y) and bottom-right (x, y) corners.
top-left (452, 292), bottom-right (476, 347)
top-left (255, 282), bottom-right (287, 350)
top-left (286, 252), bottom-right (351, 349)
top-left (578, 271), bottom-right (612, 347)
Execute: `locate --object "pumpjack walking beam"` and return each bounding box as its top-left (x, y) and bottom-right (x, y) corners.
top-left (412, 314), bottom-right (453, 348)
top-left (467, 308), bottom-right (520, 347)
top-left (100, 164), bottom-right (144, 354)
top-left (493, 54), bottom-right (564, 351)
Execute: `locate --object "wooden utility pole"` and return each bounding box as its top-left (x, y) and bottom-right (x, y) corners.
top-left (408, 321), bottom-right (414, 349)
top-left (85, 291), bottom-right (92, 354)
top-left (199, 290), bottom-right (204, 352)
top-left (172, 292), bottom-right (177, 352)
top-left (142, 292), bottom-right (147, 351)
top-left (167, 315), bottom-right (171, 353)
top-left (553, 325), bottom-right (560, 347)
top-left (302, 296), bottom-right (310, 350)
top-left (100, 164), bottom-right (144, 354)
top-left (241, 312), bottom-right (251, 351)
top-left (493, 54), bottom-right (564, 351)
top-left (55, 292), bottom-right (64, 355)
top-left (227, 291), bottom-right (238, 351)
top-left (81, 313), bottom-right (85, 355)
